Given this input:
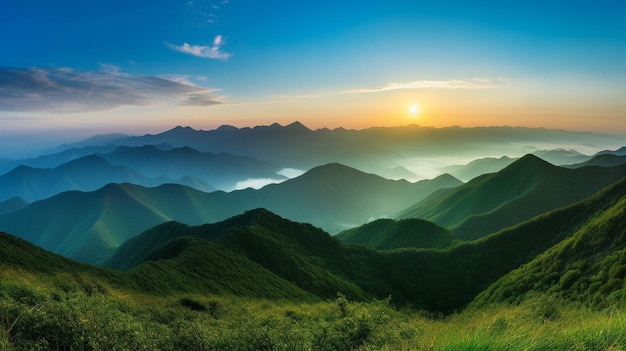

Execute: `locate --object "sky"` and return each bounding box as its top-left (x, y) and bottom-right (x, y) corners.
top-left (0, 0), bottom-right (625, 153)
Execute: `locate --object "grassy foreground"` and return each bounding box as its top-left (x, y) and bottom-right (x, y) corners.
top-left (2, 270), bottom-right (626, 351)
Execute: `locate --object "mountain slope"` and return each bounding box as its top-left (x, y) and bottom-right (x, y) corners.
top-left (106, 209), bottom-right (380, 300)
top-left (399, 155), bottom-right (626, 240)
top-left (473, 177), bottom-right (626, 308)
top-left (336, 218), bottom-right (456, 250)
top-left (0, 163), bottom-right (461, 263)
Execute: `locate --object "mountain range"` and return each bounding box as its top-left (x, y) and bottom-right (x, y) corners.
top-left (0, 163), bottom-right (461, 263)
top-left (2, 122), bottom-right (626, 319)
top-left (3, 171), bottom-right (625, 313)
top-left (43, 123), bottom-right (625, 181)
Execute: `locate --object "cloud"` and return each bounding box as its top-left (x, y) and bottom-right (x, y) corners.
top-left (0, 66), bottom-right (224, 113)
top-left (167, 35), bottom-right (231, 60)
top-left (342, 78), bottom-right (501, 94)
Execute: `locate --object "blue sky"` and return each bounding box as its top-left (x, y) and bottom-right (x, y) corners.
top-left (0, 0), bottom-right (625, 152)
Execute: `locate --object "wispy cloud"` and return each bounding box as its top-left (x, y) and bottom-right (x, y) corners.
top-left (342, 78), bottom-right (502, 94)
top-left (0, 66), bottom-right (224, 113)
top-left (167, 35), bottom-right (231, 60)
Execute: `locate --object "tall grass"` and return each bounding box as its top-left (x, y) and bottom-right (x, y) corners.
top-left (2, 272), bottom-right (626, 351)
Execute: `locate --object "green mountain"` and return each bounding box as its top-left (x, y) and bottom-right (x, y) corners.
top-left (335, 218), bottom-right (456, 250)
top-left (0, 163), bottom-right (460, 264)
top-left (472, 176), bottom-right (626, 308)
top-left (399, 154), bottom-right (626, 240)
top-left (106, 208), bottom-right (381, 300)
top-left (3, 171), bottom-right (626, 316)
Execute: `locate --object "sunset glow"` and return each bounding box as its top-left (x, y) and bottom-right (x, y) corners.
top-left (0, 0), bottom-right (624, 156)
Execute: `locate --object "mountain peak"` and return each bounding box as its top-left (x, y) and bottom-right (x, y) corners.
top-left (163, 125), bottom-right (197, 134)
top-left (284, 121), bottom-right (311, 132)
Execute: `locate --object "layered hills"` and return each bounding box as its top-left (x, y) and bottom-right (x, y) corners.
top-left (0, 163), bottom-right (460, 263)
top-left (399, 155), bottom-right (626, 240)
top-left (1, 173), bottom-right (626, 314)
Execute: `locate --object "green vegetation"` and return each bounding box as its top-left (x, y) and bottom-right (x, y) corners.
top-left (0, 162), bottom-right (461, 264)
top-left (336, 218), bottom-right (456, 250)
top-left (3, 273), bottom-right (626, 351)
top-left (399, 154), bottom-right (626, 240)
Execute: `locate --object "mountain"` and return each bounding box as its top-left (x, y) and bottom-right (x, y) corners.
top-left (596, 146), bottom-right (626, 157)
top-left (0, 154), bottom-right (201, 202)
top-left (82, 123), bottom-right (623, 180)
top-left (0, 197), bottom-right (28, 214)
top-left (0, 227), bottom-right (313, 302)
top-left (106, 208), bottom-right (379, 300)
top-left (0, 144), bottom-right (120, 174)
top-left (440, 156), bottom-right (517, 182)
top-left (335, 218), bottom-right (456, 250)
top-left (108, 175), bottom-right (626, 312)
top-left (3, 173), bottom-right (626, 316)
top-left (0, 163), bottom-right (461, 263)
top-left (564, 154), bottom-right (626, 169)
top-left (99, 145), bottom-right (282, 190)
top-left (399, 154), bottom-right (626, 240)
top-left (472, 176), bottom-right (626, 308)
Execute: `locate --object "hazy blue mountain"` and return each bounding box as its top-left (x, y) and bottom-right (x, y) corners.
top-left (0, 197), bottom-right (28, 214)
top-left (0, 163), bottom-right (461, 263)
top-left (440, 156), bottom-right (517, 182)
top-left (45, 132), bottom-right (129, 153)
top-left (399, 155), bottom-right (626, 240)
top-left (0, 144), bottom-right (120, 174)
top-left (99, 145), bottom-right (282, 190)
top-left (83, 123), bottom-right (623, 179)
top-left (0, 154), bottom-right (210, 202)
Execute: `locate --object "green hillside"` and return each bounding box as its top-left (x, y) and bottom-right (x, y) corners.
top-left (107, 209), bottom-right (383, 301)
top-left (473, 176), bottom-right (626, 309)
top-left (336, 218), bottom-right (456, 250)
top-left (399, 154), bottom-right (626, 240)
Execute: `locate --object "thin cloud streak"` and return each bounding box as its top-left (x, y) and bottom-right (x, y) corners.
top-left (0, 66), bottom-right (224, 113)
top-left (167, 35), bottom-right (232, 60)
top-left (342, 79), bottom-right (502, 94)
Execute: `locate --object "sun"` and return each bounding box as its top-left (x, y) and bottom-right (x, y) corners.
top-left (409, 104), bottom-right (420, 116)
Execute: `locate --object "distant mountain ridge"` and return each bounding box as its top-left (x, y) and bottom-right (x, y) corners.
top-left (53, 123), bottom-right (624, 180)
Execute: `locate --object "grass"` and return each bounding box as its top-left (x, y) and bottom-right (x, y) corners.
top-left (2, 268), bottom-right (626, 351)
